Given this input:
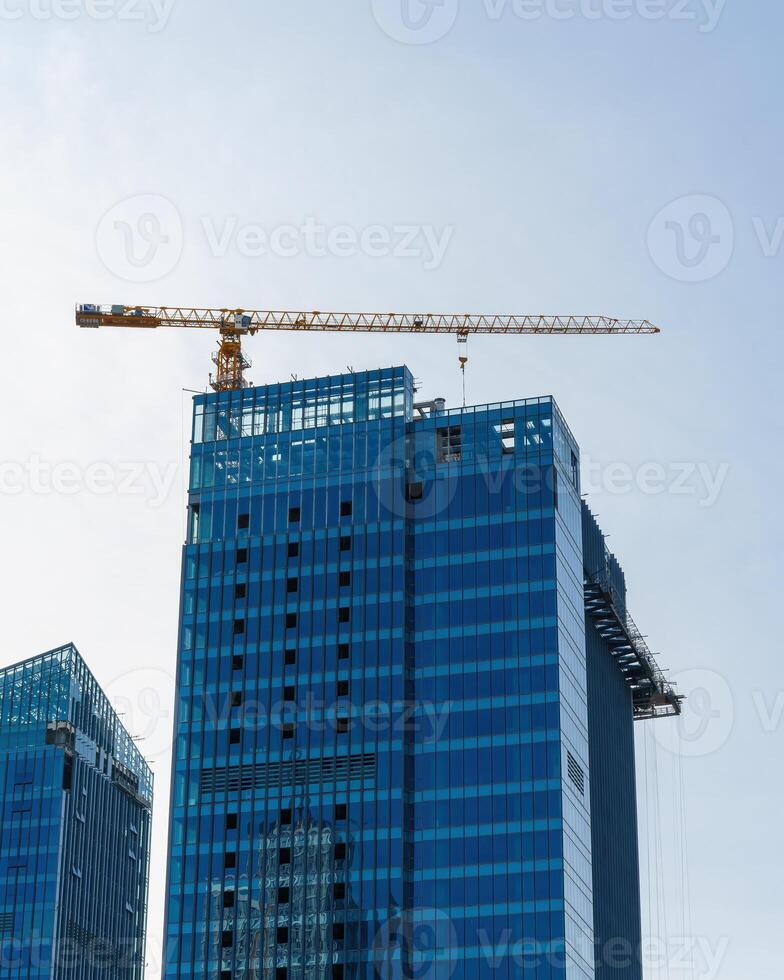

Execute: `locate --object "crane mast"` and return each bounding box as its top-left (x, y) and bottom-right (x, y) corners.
top-left (75, 303), bottom-right (660, 392)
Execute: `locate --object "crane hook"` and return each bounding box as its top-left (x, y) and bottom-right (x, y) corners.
top-left (458, 334), bottom-right (469, 408)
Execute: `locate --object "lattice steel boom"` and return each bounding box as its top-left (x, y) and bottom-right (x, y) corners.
top-left (75, 303), bottom-right (661, 391)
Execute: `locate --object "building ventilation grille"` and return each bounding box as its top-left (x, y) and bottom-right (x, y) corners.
top-left (0, 912), bottom-right (13, 935)
top-left (65, 919), bottom-right (96, 948)
top-left (65, 920), bottom-right (121, 963)
top-left (200, 753), bottom-right (376, 797)
top-left (567, 752), bottom-right (585, 796)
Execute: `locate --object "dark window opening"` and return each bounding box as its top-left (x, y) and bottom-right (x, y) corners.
top-left (236, 547), bottom-right (248, 564)
top-left (332, 922), bottom-right (345, 941)
top-left (339, 534), bottom-right (351, 552)
top-left (288, 541), bottom-right (300, 558)
top-left (337, 680), bottom-right (349, 697)
top-left (233, 618), bottom-right (245, 636)
top-left (277, 926), bottom-right (289, 944)
top-left (288, 506), bottom-right (300, 523)
top-left (437, 425), bottom-right (462, 463)
top-left (336, 716), bottom-right (350, 734)
top-left (232, 654), bottom-right (244, 671)
top-left (571, 450), bottom-right (579, 488)
top-left (189, 503), bottom-right (200, 542)
top-left (280, 808), bottom-right (292, 825)
top-left (224, 852), bottom-right (236, 869)
top-left (285, 648), bottom-right (297, 665)
top-left (276, 969), bottom-right (288, 980)
top-left (332, 964), bottom-right (345, 979)
top-left (338, 607), bottom-right (350, 623)
top-left (334, 842), bottom-right (347, 860)
top-left (340, 501), bottom-right (352, 517)
top-left (278, 886), bottom-right (290, 904)
top-left (279, 847), bottom-right (291, 865)
top-left (333, 883), bottom-right (345, 901)
top-left (283, 685), bottom-right (296, 702)
top-left (406, 481), bottom-right (424, 501)
top-left (286, 612), bottom-right (298, 629)
top-left (231, 691), bottom-right (242, 708)
top-left (223, 890), bottom-right (235, 909)
top-left (338, 643), bottom-right (349, 661)
top-left (287, 577), bottom-right (298, 593)
top-left (339, 571), bottom-right (351, 587)
top-left (281, 723), bottom-right (295, 739)
top-left (335, 803), bottom-right (347, 820)
top-left (221, 930), bottom-right (233, 949)
top-left (237, 513), bottom-right (249, 530)
top-left (226, 812), bottom-right (238, 830)
top-left (229, 728), bottom-right (241, 745)
top-left (235, 582), bottom-right (246, 600)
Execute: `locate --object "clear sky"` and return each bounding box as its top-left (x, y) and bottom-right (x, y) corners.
top-left (0, 2), bottom-right (780, 977)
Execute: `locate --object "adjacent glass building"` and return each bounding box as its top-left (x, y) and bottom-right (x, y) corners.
top-left (0, 643), bottom-right (153, 979)
top-left (164, 366), bottom-right (679, 979)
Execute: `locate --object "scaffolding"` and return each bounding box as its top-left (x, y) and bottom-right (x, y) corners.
top-left (584, 571), bottom-right (683, 720)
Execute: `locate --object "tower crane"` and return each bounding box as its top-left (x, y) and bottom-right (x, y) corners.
top-left (75, 304), bottom-right (660, 391)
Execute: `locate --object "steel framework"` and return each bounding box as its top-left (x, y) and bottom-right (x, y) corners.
top-left (75, 303), bottom-right (661, 391)
top-left (584, 574), bottom-right (683, 720)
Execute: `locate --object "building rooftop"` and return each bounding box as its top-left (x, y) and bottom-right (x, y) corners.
top-left (0, 642), bottom-right (153, 806)
top-left (191, 364), bottom-right (578, 449)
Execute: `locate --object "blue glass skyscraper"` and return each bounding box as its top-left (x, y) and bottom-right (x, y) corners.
top-left (164, 366), bottom-right (679, 979)
top-left (0, 644), bottom-right (153, 979)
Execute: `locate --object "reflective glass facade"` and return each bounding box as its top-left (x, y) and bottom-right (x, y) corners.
top-left (165, 366), bottom-right (606, 979)
top-left (0, 644), bottom-right (152, 979)
top-left (582, 508), bottom-right (642, 980)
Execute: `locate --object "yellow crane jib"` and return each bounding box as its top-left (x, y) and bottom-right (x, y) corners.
top-left (75, 304), bottom-right (661, 392)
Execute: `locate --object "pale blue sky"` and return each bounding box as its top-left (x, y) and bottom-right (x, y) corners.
top-left (0, 2), bottom-right (780, 976)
